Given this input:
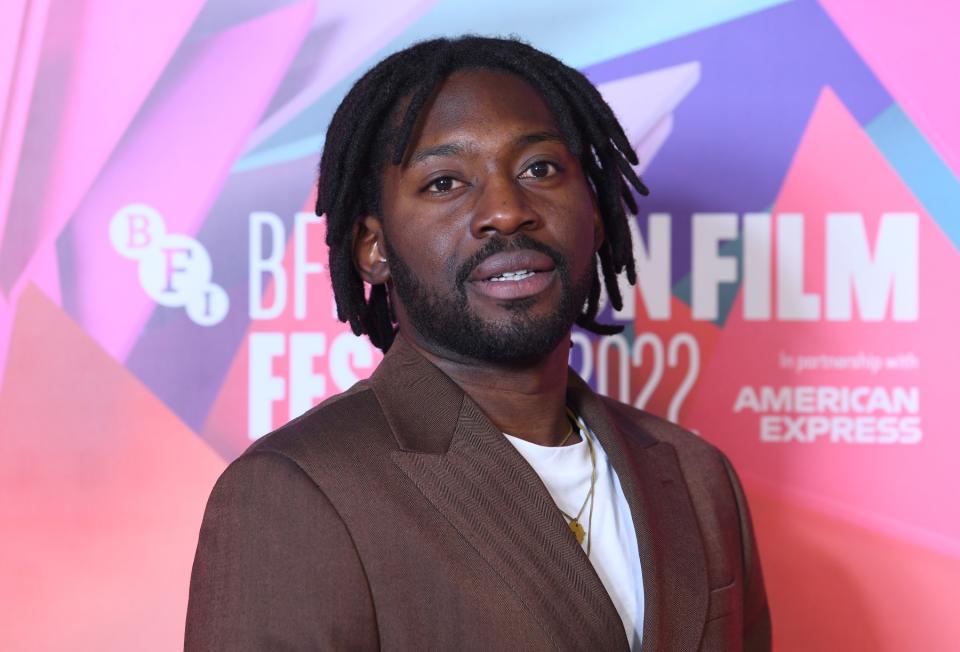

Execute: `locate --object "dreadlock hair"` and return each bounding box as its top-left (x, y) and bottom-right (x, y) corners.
top-left (316, 35), bottom-right (650, 352)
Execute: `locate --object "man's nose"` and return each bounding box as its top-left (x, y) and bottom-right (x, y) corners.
top-left (470, 174), bottom-right (541, 237)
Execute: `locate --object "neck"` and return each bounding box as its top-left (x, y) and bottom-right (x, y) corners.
top-left (400, 331), bottom-right (573, 446)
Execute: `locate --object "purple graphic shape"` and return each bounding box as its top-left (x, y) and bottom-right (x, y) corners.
top-left (0, 0), bottom-right (48, 271)
top-left (598, 61), bottom-right (701, 174)
top-left (124, 156), bottom-right (317, 430)
top-left (187, 0), bottom-right (299, 38)
top-left (242, 0), bottom-right (436, 157)
top-left (583, 0), bottom-right (892, 284)
top-left (115, 4), bottom-right (433, 432)
top-left (57, 1), bottom-right (314, 362)
top-left (1, 0), bottom-right (204, 296)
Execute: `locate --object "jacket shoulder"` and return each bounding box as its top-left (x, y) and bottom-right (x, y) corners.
top-left (244, 380), bottom-right (386, 458)
top-left (186, 424), bottom-right (379, 648)
top-left (599, 395), bottom-right (728, 468)
top-left (597, 396), bottom-right (744, 542)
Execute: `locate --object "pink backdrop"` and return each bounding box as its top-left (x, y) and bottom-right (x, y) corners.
top-left (2, 0), bottom-right (958, 649)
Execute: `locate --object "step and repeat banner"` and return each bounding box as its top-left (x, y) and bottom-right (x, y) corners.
top-left (2, 0), bottom-right (957, 649)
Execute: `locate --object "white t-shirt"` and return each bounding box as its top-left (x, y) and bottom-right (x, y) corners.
top-left (503, 419), bottom-right (645, 649)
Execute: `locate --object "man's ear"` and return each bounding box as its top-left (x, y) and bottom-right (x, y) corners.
top-left (353, 216), bottom-right (390, 284)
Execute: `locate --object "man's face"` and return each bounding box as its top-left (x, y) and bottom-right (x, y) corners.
top-left (372, 69), bottom-right (602, 364)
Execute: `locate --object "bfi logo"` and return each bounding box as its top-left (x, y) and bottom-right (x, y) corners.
top-left (109, 203), bottom-right (229, 326)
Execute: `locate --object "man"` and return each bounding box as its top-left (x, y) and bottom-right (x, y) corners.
top-left (186, 36), bottom-right (770, 650)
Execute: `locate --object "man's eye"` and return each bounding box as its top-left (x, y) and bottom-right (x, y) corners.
top-left (425, 176), bottom-right (463, 193)
top-left (519, 161), bottom-right (559, 179)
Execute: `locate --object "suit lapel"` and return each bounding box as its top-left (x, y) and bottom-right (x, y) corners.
top-left (568, 375), bottom-right (709, 651)
top-left (372, 339), bottom-right (628, 650)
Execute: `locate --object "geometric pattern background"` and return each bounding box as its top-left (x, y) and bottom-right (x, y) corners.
top-left (2, 1), bottom-right (957, 648)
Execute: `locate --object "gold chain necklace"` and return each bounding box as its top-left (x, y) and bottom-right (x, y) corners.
top-left (556, 408), bottom-right (597, 556)
top-left (556, 416), bottom-right (576, 447)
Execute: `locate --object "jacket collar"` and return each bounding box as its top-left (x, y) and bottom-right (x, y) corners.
top-left (370, 335), bottom-right (708, 650)
top-left (369, 334), bottom-right (464, 455)
top-left (568, 371), bottom-right (710, 650)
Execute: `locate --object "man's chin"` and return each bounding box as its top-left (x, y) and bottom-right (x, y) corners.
top-left (468, 297), bottom-right (557, 323)
top-left (412, 311), bottom-right (575, 366)
top-left (387, 244), bottom-right (590, 365)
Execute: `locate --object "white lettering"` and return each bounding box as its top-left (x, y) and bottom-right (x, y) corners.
top-left (294, 213), bottom-right (324, 320)
top-left (249, 212), bottom-right (287, 320)
top-left (742, 213), bottom-right (771, 319)
top-left (777, 214), bottom-right (819, 320)
top-left (289, 333), bottom-right (327, 419)
top-left (826, 213), bottom-right (918, 321)
top-left (692, 213), bottom-right (738, 320)
top-left (248, 332), bottom-right (285, 439)
top-left (330, 333), bottom-right (375, 391)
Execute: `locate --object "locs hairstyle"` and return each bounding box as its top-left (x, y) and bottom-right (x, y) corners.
top-left (316, 35), bottom-right (649, 352)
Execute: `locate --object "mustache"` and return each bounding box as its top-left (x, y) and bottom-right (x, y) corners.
top-left (454, 234), bottom-right (567, 288)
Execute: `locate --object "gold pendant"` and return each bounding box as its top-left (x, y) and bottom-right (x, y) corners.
top-left (569, 519), bottom-right (585, 544)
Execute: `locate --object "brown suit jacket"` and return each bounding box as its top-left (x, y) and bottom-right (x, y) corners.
top-left (186, 336), bottom-right (770, 650)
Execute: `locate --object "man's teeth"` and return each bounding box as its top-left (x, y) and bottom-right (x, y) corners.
top-left (489, 269), bottom-right (535, 282)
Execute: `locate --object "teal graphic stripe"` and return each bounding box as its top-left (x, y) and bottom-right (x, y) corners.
top-left (233, 0), bottom-right (794, 171)
top-left (866, 103), bottom-right (960, 250)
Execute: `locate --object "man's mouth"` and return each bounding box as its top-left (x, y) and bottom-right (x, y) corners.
top-left (487, 269), bottom-right (536, 282)
top-left (467, 250), bottom-right (558, 301)
top-left (469, 250), bottom-right (556, 281)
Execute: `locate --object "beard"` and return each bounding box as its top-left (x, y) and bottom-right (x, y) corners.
top-left (383, 233), bottom-right (593, 365)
